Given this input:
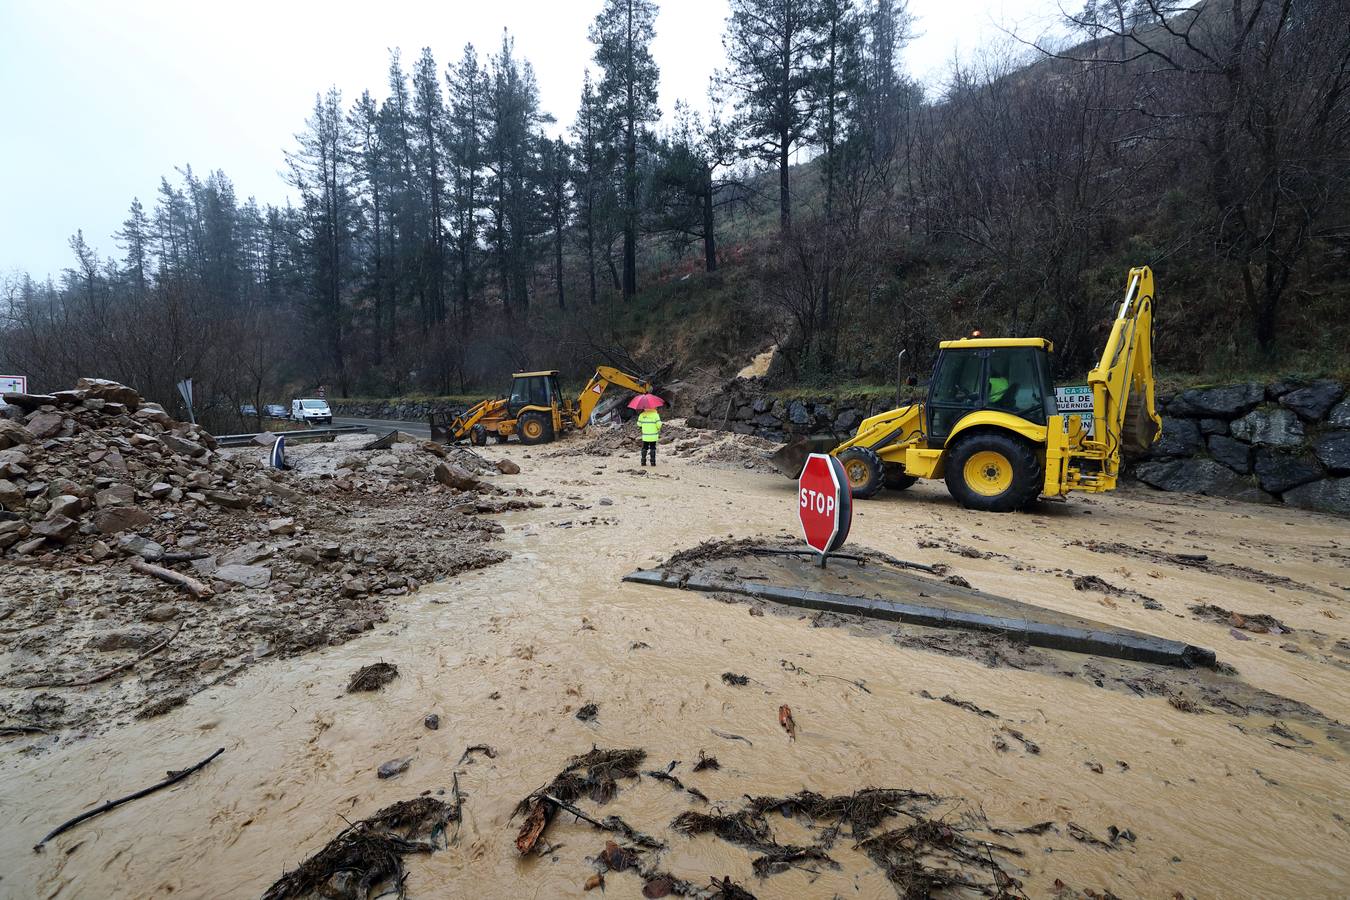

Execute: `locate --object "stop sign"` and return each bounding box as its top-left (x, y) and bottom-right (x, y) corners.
top-left (798, 453), bottom-right (852, 555)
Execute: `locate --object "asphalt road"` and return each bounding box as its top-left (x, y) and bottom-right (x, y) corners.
top-left (332, 416), bottom-right (432, 439)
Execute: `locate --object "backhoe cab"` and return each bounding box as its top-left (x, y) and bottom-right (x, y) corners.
top-left (774, 266), bottom-right (1162, 512)
top-left (431, 365), bottom-right (653, 446)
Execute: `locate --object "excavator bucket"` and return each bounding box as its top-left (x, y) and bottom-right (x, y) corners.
top-left (769, 434), bottom-right (841, 478)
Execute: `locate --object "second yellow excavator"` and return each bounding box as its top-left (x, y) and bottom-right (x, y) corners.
top-left (431, 366), bottom-right (653, 446)
top-left (770, 265), bottom-right (1162, 511)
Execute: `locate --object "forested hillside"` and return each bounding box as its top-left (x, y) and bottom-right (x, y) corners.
top-left (3, 0), bottom-right (1347, 424)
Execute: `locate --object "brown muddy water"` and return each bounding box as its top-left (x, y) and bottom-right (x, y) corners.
top-left (2, 453), bottom-right (1348, 898)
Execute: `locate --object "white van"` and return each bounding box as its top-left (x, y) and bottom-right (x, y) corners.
top-left (291, 398), bottom-right (333, 425)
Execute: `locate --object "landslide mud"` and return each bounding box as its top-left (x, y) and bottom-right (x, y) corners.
top-left (2, 450), bottom-right (1348, 898)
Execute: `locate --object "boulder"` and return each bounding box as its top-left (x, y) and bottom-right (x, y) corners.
top-left (25, 411), bottom-right (65, 439)
top-left (1133, 458), bottom-right (1248, 496)
top-left (95, 484), bottom-right (136, 507)
top-left (0, 447), bottom-right (29, 476)
top-left (434, 462), bottom-right (479, 490)
top-left (1329, 399), bottom-right (1350, 429)
top-left (1265, 378), bottom-right (1306, 399)
top-left (1197, 418), bottom-right (1228, 436)
top-left (48, 494), bottom-right (83, 519)
top-left (1278, 380), bottom-right (1344, 422)
top-left (93, 506), bottom-right (154, 534)
top-left (377, 757), bottom-right (412, 779)
top-left (1150, 417), bottom-right (1202, 457)
top-left (1313, 431), bottom-right (1350, 476)
top-left (31, 514), bottom-right (79, 543)
top-left (1253, 450), bottom-right (1323, 495)
top-left (495, 458), bottom-right (521, 475)
top-left (133, 404), bottom-right (173, 427)
top-left (1282, 477), bottom-right (1350, 517)
top-left (1, 392), bottom-right (57, 411)
top-left (834, 409), bottom-right (863, 434)
top-left (149, 482), bottom-right (173, 499)
top-left (0, 420), bottom-right (34, 448)
top-left (75, 377), bottom-right (141, 409)
top-left (161, 434), bottom-right (206, 458)
top-left (1230, 407), bottom-right (1304, 448)
top-left (752, 396), bottom-right (773, 414)
top-left (1206, 435), bottom-right (1252, 473)
top-left (214, 564), bottom-right (272, 589)
top-left (145, 604), bottom-right (178, 622)
top-left (204, 490), bottom-right (250, 510)
top-left (0, 479), bottom-right (22, 507)
top-left (787, 400), bottom-right (811, 426)
top-left (1168, 383), bottom-right (1264, 418)
top-left (267, 516), bottom-right (297, 535)
top-left (117, 533), bottom-right (166, 561)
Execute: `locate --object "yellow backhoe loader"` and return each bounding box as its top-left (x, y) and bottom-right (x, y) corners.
top-left (431, 366), bottom-right (653, 446)
top-left (770, 265), bottom-right (1162, 512)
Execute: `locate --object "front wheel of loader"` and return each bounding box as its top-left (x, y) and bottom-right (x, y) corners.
top-left (837, 447), bottom-right (885, 499)
top-left (945, 432), bottom-right (1042, 513)
top-left (517, 411), bottom-right (554, 445)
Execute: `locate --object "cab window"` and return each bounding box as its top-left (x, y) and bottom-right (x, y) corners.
top-left (510, 376), bottom-right (551, 408)
top-left (985, 347), bottom-right (1049, 424)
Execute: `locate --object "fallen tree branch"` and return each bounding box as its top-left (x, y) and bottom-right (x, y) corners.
top-left (33, 746), bottom-right (224, 851)
top-left (130, 558), bottom-right (214, 599)
top-left (32, 623), bottom-right (184, 689)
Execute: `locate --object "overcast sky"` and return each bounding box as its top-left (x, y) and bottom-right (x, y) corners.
top-left (0, 0), bottom-right (1064, 280)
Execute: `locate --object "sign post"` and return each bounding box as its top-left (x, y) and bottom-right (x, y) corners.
top-left (176, 378), bottom-right (196, 425)
top-left (0, 375), bottom-right (28, 409)
top-left (797, 452), bottom-right (852, 568)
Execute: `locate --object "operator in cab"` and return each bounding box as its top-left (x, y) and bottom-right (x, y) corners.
top-left (637, 406), bottom-right (662, 466)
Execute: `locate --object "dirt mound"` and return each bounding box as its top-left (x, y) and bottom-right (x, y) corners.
top-left (546, 418), bottom-right (779, 473)
top-left (0, 380), bottom-right (516, 737)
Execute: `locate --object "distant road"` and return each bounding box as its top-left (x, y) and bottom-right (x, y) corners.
top-left (332, 416), bottom-right (432, 439)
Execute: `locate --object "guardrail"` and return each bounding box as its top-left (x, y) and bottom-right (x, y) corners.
top-left (214, 424), bottom-right (369, 447)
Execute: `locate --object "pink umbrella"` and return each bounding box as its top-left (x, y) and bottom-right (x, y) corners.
top-left (627, 393), bottom-right (665, 411)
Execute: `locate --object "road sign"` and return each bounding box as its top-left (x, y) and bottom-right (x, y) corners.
top-left (798, 452), bottom-right (852, 558)
top-left (316, 385), bottom-right (327, 399)
top-left (1055, 385), bottom-right (1095, 437)
top-left (0, 375), bottom-right (27, 408)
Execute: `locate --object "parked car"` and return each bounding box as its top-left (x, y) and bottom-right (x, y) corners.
top-left (291, 398), bottom-right (333, 425)
top-left (239, 403), bottom-right (258, 417)
top-left (264, 403), bottom-right (287, 419)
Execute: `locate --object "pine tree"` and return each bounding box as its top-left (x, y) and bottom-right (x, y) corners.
top-left (589, 0), bottom-right (660, 301)
top-left (540, 136), bottom-right (572, 309)
top-left (723, 0), bottom-right (830, 232)
top-left (116, 198), bottom-right (151, 297)
top-left (447, 43), bottom-right (488, 334)
top-left (412, 47), bottom-right (449, 327)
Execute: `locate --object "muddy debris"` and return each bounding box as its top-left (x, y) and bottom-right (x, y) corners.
top-left (1071, 539), bottom-right (1325, 594)
top-left (1189, 603), bottom-right (1292, 635)
top-left (261, 796), bottom-right (458, 900)
top-left (645, 764), bottom-right (709, 803)
top-left (692, 750), bottom-right (719, 772)
top-left (458, 744), bottom-right (497, 765)
top-left (856, 819), bottom-right (1024, 897)
top-left (921, 690), bottom-right (999, 719)
top-left (576, 703), bottom-right (599, 721)
top-left (513, 747), bottom-right (649, 853)
top-left (720, 672), bottom-right (749, 686)
top-left (347, 662), bottom-right (400, 693)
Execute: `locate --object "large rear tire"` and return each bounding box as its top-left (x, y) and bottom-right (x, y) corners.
top-left (517, 411), bottom-right (555, 445)
top-left (837, 447), bottom-right (885, 499)
top-left (944, 432), bottom-right (1042, 512)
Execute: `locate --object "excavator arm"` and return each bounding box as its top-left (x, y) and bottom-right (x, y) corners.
top-left (1082, 265), bottom-right (1162, 471)
top-left (572, 365), bottom-right (653, 427)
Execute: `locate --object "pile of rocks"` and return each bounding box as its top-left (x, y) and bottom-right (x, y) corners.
top-left (1134, 379), bottom-right (1348, 515)
top-left (0, 379), bottom-right (520, 735)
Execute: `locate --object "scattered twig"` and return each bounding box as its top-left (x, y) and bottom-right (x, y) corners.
top-left (129, 558), bottom-right (213, 599)
top-left (544, 795), bottom-right (665, 849)
top-left (710, 728), bottom-right (753, 746)
top-left (34, 747), bottom-right (224, 851)
top-left (458, 743), bottom-right (497, 764)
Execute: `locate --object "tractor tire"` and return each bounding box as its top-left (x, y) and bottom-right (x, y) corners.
top-left (837, 447), bottom-right (885, 499)
top-left (945, 432), bottom-right (1043, 512)
top-left (883, 463), bottom-right (918, 491)
top-left (517, 411), bottom-right (555, 446)
top-left (493, 431), bottom-right (509, 444)
top-left (470, 424), bottom-right (488, 446)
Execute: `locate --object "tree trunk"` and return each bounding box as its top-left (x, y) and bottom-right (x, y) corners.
top-left (779, 137), bottom-right (791, 232)
top-left (702, 176), bottom-right (717, 272)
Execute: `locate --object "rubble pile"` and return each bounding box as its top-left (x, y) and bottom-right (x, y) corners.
top-left (0, 380), bottom-right (518, 734)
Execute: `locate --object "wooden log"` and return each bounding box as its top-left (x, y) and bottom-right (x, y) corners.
top-left (130, 558), bottom-right (213, 599)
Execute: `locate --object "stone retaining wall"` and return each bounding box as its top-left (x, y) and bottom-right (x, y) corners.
top-left (330, 399), bottom-right (472, 422)
top-left (686, 378), bottom-right (1350, 516)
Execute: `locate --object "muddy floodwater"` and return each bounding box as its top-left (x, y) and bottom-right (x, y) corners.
top-left (3, 451), bottom-right (1348, 898)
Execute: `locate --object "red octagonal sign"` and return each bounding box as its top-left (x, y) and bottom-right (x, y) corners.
top-left (798, 453), bottom-right (852, 555)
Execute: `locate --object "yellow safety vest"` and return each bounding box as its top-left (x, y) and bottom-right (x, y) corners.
top-left (988, 376), bottom-right (1010, 404)
top-left (638, 410), bottom-right (662, 442)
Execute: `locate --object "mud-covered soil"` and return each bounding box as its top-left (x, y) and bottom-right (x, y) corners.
top-left (3, 447), bottom-right (1348, 898)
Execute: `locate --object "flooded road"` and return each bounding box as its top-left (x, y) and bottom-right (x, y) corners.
top-left (3, 451), bottom-right (1347, 898)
